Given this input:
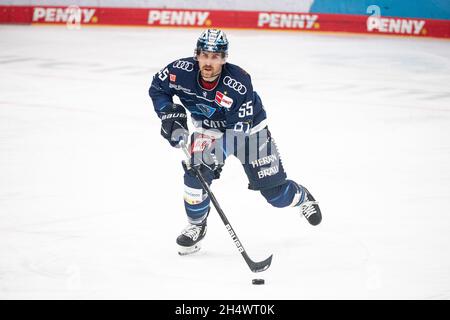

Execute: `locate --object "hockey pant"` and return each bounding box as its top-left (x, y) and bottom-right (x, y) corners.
top-left (182, 128), bottom-right (306, 224)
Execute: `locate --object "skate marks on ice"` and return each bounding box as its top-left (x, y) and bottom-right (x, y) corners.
top-left (1, 26), bottom-right (450, 299)
top-left (256, 229), bottom-right (377, 299)
top-left (0, 54), bottom-right (157, 77)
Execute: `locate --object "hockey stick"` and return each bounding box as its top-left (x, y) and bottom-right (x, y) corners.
top-left (179, 140), bottom-right (272, 273)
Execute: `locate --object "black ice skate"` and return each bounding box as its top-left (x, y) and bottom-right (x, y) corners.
top-left (299, 187), bottom-right (322, 226)
top-left (176, 220), bottom-right (207, 255)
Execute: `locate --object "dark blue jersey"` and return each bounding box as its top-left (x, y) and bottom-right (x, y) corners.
top-left (149, 57), bottom-right (267, 134)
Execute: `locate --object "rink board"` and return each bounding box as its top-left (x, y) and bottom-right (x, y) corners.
top-left (1, 5), bottom-right (449, 39)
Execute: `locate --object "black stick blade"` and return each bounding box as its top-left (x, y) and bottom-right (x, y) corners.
top-left (245, 254), bottom-right (273, 273)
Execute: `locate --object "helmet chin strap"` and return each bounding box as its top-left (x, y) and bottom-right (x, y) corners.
top-left (202, 73), bottom-right (221, 82)
top-left (200, 68), bottom-right (222, 82)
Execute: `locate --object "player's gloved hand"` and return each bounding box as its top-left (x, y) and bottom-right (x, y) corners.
top-left (189, 134), bottom-right (219, 172)
top-left (159, 103), bottom-right (189, 148)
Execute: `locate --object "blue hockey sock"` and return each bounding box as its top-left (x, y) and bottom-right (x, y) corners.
top-left (260, 180), bottom-right (305, 208)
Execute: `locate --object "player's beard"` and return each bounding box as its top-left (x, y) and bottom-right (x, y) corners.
top-left (200, 65), bottom-right (222, 81)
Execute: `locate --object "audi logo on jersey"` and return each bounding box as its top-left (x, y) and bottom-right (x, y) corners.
top-left (172, 60), bottom-right (194, 72)
top-left (223, 76), bottom-right (247, 95)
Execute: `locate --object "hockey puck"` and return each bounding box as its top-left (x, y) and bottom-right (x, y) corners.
top-left (252, 279), bottom-right (265, 285)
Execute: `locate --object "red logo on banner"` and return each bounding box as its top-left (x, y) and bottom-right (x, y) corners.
top-left (147, 10), bottom-right (210, 26)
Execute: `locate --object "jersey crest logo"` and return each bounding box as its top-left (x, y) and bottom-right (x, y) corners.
top-left (172, 60), bottom-right (194, 72)
top-left (192, 103), bottom-right (216, 118)
top-left (223, 76), bottom-right (247, 95)
top-left (215, 91), bottom-right (234, 109)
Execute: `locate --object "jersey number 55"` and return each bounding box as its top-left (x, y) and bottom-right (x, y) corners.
top-left (238, 101), bottom-right (253, 118)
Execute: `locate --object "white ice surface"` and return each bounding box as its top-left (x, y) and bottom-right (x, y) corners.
top-left (0, 26), bottom-right (449, 300)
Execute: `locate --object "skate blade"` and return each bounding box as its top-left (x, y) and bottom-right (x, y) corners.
top-left (178, 242), bottom-right (202, 256)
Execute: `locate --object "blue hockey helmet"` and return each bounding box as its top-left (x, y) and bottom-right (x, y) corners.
top-left (195, 29), bottom-right (229, 57)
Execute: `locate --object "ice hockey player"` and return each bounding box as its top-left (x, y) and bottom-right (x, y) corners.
top-left (149, 29), bottom-right (322, 255)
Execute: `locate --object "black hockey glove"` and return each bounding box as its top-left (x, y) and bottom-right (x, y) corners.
top-left (189, 133), bottom-right (220, 172)
top-left (159, 103), bottom-right (189, 148)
